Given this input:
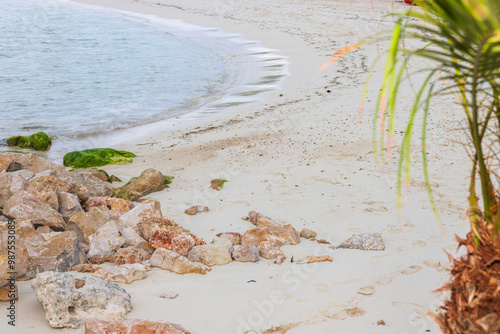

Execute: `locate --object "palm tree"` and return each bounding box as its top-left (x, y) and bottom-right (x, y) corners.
top-left (322, 0), bottom-right (500, 331)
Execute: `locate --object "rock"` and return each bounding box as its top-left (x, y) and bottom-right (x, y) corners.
top-left (0, 283), bottom-right (18, 301)
top-left (11, 219), bottom-right (36, 240)
top-left (117, 199), bottom-right (161, 232)
top-left (256, 241), bottom-right (285, 261)
top-left (248, 211), bottom-right (277, 226)
top-left (84, 319), bottom-right (190, 334)
top-left (53, 169), bottom-right (114, 198)
top-left (184, 205), bottom-right (209, 215)
top-left (115, 246), bottom-right (151, 265)
top-left (216, 232), bottom-right (242, 246)
top-left (377, 319), bottom-right (386, 326)
top-left (0, 171), bottom-right (28, 208)
top-left (136, 241), bottom-right (155, 255)
top-left (3, 191), bottom-right (65, 229)
top-left (122, 227), bottom-right (147, 247)
top-left (63, 148), bottom-right (136, 169)
top-left (296, 255), bottom-right (332, 264)
top-left (0, 221), bottom-right (30, 284)
top-left (150, 231), bottom-right (205, 257)
top-left (0, 153), bottom-right (14, 172)
top-left (71, 263), bottom-right (98, 273)
top-left (93, 264), bottom-right (147, 284)
top-left (88, 221), bottom-right (126, 258)
top-left (27, 175), bottom-right (89, 202)
top-left (89, 252), bottom-right (116, 265)
top-left (336, 233), bottom-right (385, 251)
top-left (187, 237), bottom-right (232, 267)
top-left (11, 169), bottom-right (35, 180)
top-left (58, 192), bottom-right (83, 222)
top-left (66, 208), bottom-right (112, 244)
top-left (138, 216), bottom-right (183, 241)
top-left (86, 197), bottom-right (133, 221)
top-left (241, 224), bottom-right (300, 247)
top-left (39, 191), bottom-right (59, 211)
top-left (7, 153), bottom-right (64, 174)
top-left (159, 292), bottom-right (178, 300)
top-left (210, 178), bottom-right (227, 191)
top-left (150, 248), bottom-right (210, 275)
top-left (7, 132), bottom-right (52, 151)
top-left (31, 271), bottom-right (132, 328)
top-left (231, 245), bottom-right (259, 262)
top-left (113, 168), bottom-right (167, 201)
top-left (300, 228), bottom-right (317, 239)
top-left (25, 231), bottom-right (88, 278)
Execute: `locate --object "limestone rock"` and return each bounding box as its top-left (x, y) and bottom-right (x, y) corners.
top-left (89, 252), bottom-right (116, 265)
top-left (241, 224), bottom-right (300, 247)
top-left (336, 233), bottom-right (385, 251)
top-left (71, 263), bottom-right (98, 273)
top-left (58, 192), bottom-right (83, 222)
top-left (11, 219), bottom-right (36, 240)
top-left (0, 171), bottom-right (28, 208)
top-left (150, 248), bottom-right (209, 275)
top-left (39, 191), bottom-right (59, 211)
top-left (27, 175), bottom-right (89, 202)
top-left (150, 231), bottom-right (205, 257)
top-left (122, 227), bottom-right (147, 247)
top-left (136, 241), bottom-right (155, 255)
top-left (117, 199), bottom-right (161, 232)
top-left (296, 255), bottom-right (332, 264)
top-left (256, 241), bottom-right (285, 261)
top-left (66, 208), bottom-right (112, 243)
top-left (25, 231), bottom-right (87, 279)
top-left (113, 168), bottom-right (166, 201)
top-left (300, 228), bottom-right (317, 239)
top-left (248, 211), bottom-right (277, 226)
top-left (3, 191), bottom-right (65, 229)
top-left (53, 169), bottom-right (113, 198)
top-left (31, 271), bottom-right (132, 328)
top-left (88, 221), bottom-right (126, 258)
top-left (159, 292), bottom-right (179, 299)
top-left (187, 237), bottom-right (232, 267)
top-left (93, 264), bottom-right (147, 284)
top-left (85, 319), bottom-right (190, 334)
top-left (216, 232), bottom-right (242, 246)
top-left (115, 246), bottom-right (151, 265)
top-left (0, 153), bottom-right (14, 172)
top-left (138, 216), bottom-right (183, 241)
top-left (11, 169), bottom-right (35, 180)
top-left (7, 153), bottom-right (64, 174)
top-left (86, 197), bottom-right (133, 221)
top-left (184, 205), bottom-right (209, 215)
top-left (231, 245), bottom-right (259, 262)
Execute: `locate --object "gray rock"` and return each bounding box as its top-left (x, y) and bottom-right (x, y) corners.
top-left (53, 169), bottom-right (114, 198)
top-left (58, 192), bottom-right (83, 222)
top-left (31, 271), bottom-right (132, 328)
top-left (159, 292), bottom-right (178, 299)
top-left (10, 169), bottom-right (35, 180)
top-left (231, 245), bottom-right (260, 262)
top-left (336, 232), bottom-right (385, 251)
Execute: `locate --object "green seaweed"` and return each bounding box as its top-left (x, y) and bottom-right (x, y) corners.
top-left (63, 148), bottom-right (136, 169)
top-left (6, 132), bottom-right (52, 151)
top-left (164, 175), bottom-right (174, 186)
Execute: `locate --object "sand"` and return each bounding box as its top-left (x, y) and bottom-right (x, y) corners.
top-left (2, 0), bottom-right (472, 333)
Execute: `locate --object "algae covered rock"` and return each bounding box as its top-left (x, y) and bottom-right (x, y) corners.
top-left (63, 148), bottom-right (136, 169)
top-left (7, 132), bottom-right (52, 151)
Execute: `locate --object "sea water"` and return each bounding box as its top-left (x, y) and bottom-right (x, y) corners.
top-left (0, 0), bottom-right (287, 159)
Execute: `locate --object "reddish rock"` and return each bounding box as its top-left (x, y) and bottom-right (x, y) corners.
top-left (27, 175), bottom-right (89, 202)
top-left (85, 318), bottom-right (190, 334)
top-left (25, 231), bottom-right (87, 278)
top-left (3, 191), bottom-right (65, 229)
top-left (241, 224), bottom-right (300, 247)
top-left (7, 153), bottom-right (64, 174)
top-left (115, 247), bottom-right (151, 265)
top-left (0, 171), bottom-right (28, 208)
top-left (150, 248), bottom-right (209, 275)
top-left (86, 197), bottom-right (133, 221)
top-left (216, 232), bottom-right (242, 246)
top-left (149, 231), bottom-right (205, 257)
top-left (138, 216), bottom-right (183, 241)
top-left (248, 211), bottom-right (276, 226)
top-left (0, 154), bottom-right (14, 172)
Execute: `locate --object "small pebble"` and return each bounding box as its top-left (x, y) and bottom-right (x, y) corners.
top-left (160, 292), bottom-right (178, 300)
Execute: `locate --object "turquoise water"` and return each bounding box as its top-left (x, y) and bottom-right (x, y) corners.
top-left (0, 0), bottom-right (287, 157)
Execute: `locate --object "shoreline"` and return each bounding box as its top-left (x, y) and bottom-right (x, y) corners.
top-left (4, 0), bottom-right (475, 333)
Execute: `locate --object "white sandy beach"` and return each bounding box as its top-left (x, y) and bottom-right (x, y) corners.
top-left (4, 0), bottom-right (473, 333)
